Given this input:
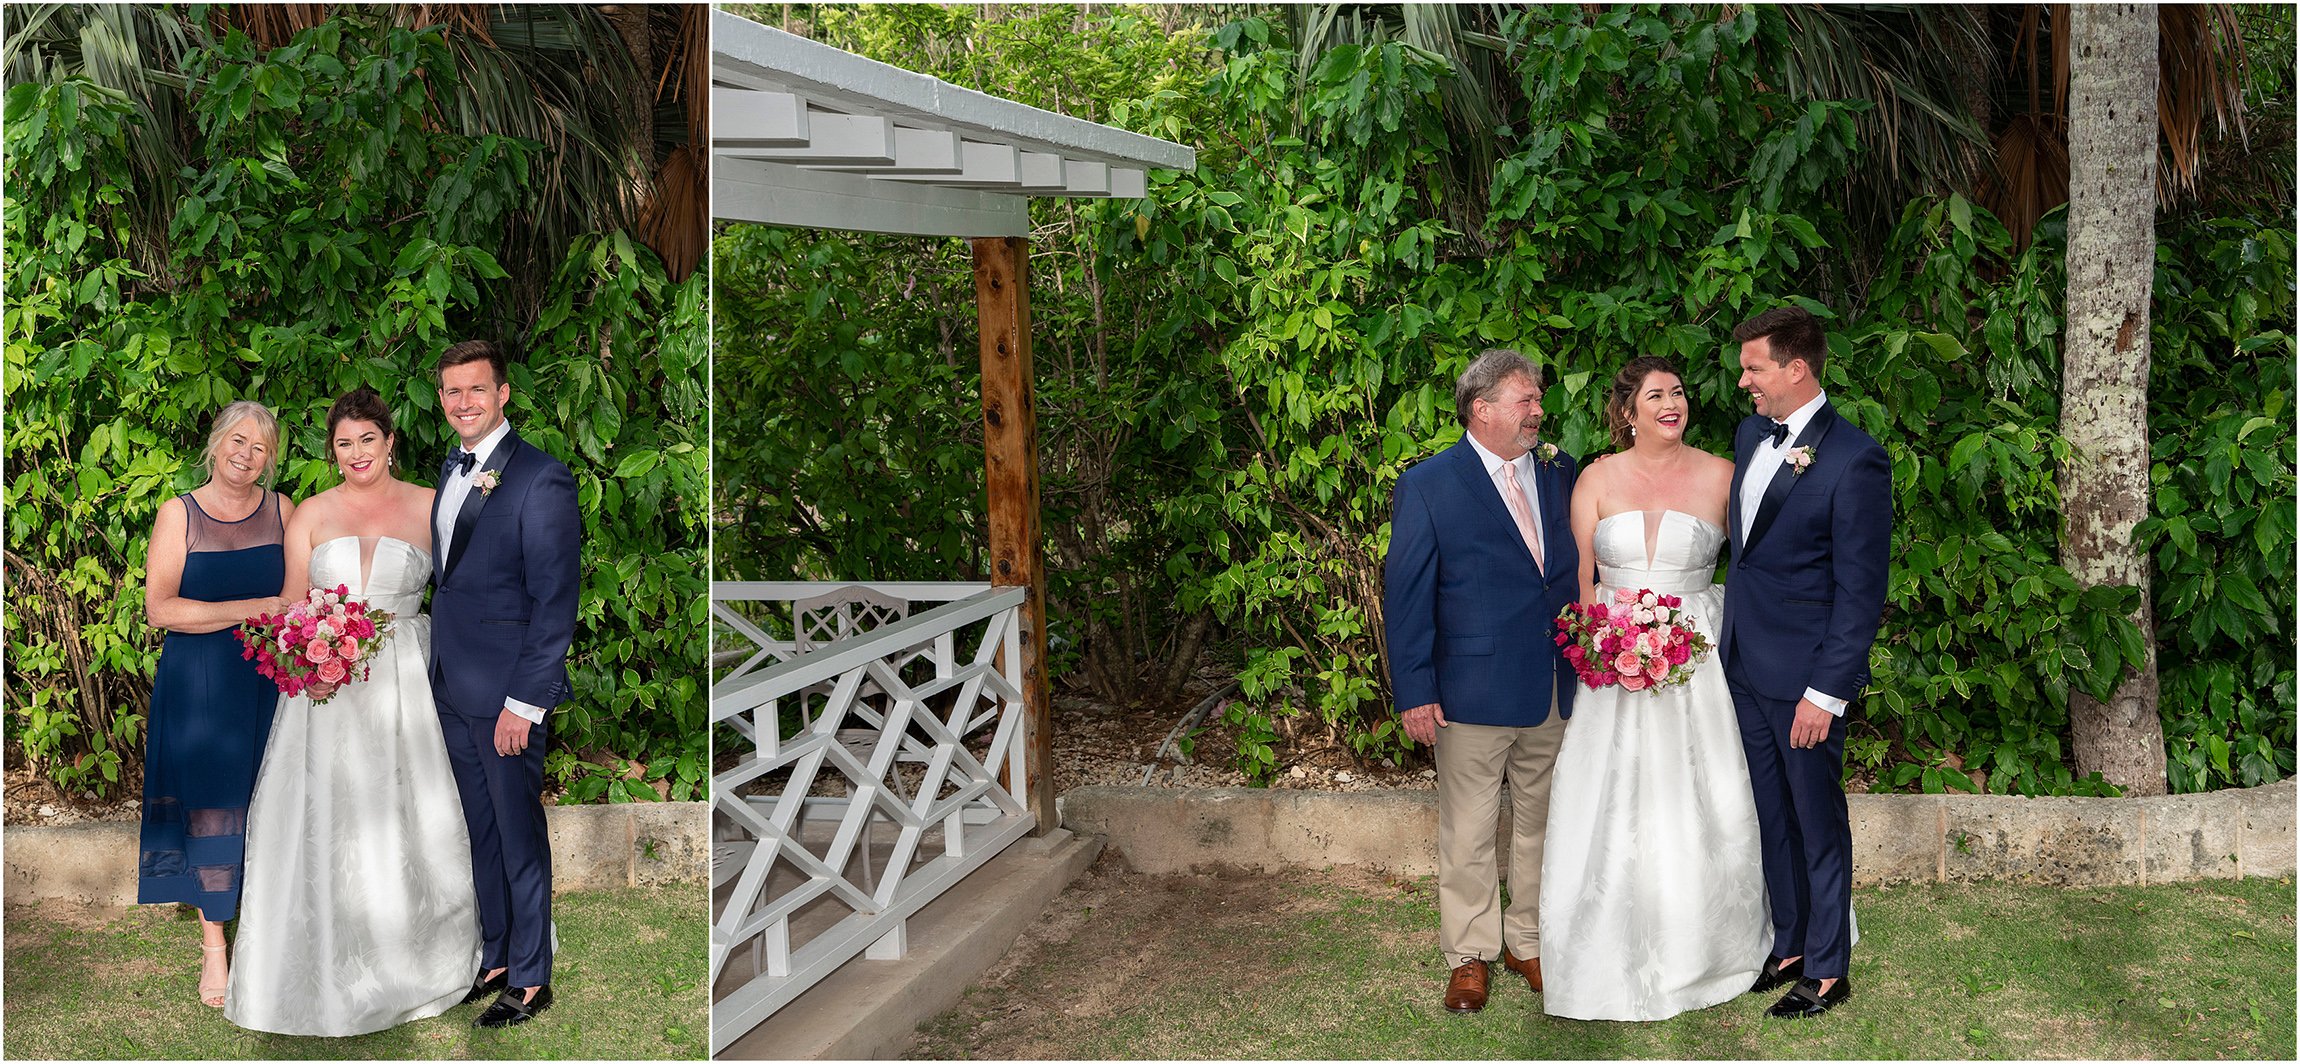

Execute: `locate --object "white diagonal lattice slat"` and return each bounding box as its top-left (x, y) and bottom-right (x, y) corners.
top-left (709, 584), bottom-right (1033, 1054)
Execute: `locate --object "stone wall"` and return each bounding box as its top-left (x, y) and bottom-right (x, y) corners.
top-left (4, 801), bottom-right (708, 907)
top-left (1060, 780), bottom-right (2297, 886)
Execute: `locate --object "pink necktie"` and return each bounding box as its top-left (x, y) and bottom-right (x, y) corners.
top-left (1499, 463), bottom-right (1544, 574)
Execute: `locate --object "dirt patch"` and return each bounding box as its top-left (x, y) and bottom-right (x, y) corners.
top-left (4, 758), bottom-right (141, 827)
top-left (906, 859), bottom-right (1402, 1059)
top-left (1051, 691), bottom-right (1439, 794)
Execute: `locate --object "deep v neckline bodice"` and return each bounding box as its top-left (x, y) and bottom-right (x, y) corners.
top-left (310, 536), bottom-right (432, 598)
top-left (1596, 509), bottom-right (1724, 570)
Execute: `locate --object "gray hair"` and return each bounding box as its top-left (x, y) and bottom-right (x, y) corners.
top-left (201, 400), bottom-right (281, 488)
top-left (1453, 348), bottom-right (1541, 426)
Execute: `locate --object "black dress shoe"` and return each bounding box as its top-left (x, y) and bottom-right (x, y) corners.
top-left (461, 969), bottom-right (509, 1005)
top-left (1749, 955), bottom-right (1804, 994)
top-left (475, 986), bottom-right (553, 1028)
top-left (1767, 976), bottom-right (1851, 1018)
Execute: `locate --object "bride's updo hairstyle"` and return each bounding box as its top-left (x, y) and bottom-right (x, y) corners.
top-left (1605, 355), bottom-right (1685, 452)
top-left (325, 386), bottom-right (397, 464)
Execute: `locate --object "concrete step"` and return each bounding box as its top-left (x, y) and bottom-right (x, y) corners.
top-left (714, 827), bottom-right (1102, 1060)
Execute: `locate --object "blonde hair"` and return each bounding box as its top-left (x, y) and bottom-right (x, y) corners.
top-left (201, 400), bottom-right (281, 488)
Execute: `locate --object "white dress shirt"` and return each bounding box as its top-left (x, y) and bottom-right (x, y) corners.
top-left (1465, 432), bottom-right (1545, 561)
top-left (435, 419), bottom-right (547, 725)
top-left (1736, 391), bottom-right (1847, 717)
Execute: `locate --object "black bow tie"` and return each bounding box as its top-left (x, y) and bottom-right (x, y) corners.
top-left (448, 448), bottom-right (476, 475)
top-left (1767, 421), bottom-right (1791, 447)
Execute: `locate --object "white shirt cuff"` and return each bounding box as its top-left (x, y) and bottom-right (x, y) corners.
top-left (1803, 687), bottom-right (1848, 717)
top-left (503, 697), bottom-right (548, 725)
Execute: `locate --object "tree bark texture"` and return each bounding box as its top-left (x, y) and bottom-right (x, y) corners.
top-left (974, 236), bottom-right (1057, 834)
top-left (2060, 3), bottom-right (2168, 796)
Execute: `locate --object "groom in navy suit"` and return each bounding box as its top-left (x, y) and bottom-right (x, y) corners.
top-left (1720, 306), bottom-right (1891, 1019)
top-left (1384, 349), bottom-right (1579, 1014)
top-left (429, 339), bottom-right (581, 1028)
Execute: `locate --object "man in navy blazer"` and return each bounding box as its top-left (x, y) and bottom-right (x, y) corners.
top-left (1384, 349), bottom-right (1580, 1014)
top-left (429, 340), bottom-right (581, 1028)
top-left (1720, 306), bottom-right (1891, 1019)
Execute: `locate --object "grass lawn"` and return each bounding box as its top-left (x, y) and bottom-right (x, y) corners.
top-left (2, 885), bottom-right (706, 1060)
top-left (911, 862), bottom-right (2297, 1060)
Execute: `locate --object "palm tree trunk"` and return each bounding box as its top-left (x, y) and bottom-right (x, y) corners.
top-left (2060, 2), bottom-right (2168, 796)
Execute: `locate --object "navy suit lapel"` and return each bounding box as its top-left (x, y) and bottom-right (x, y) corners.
top-left (1729, 425), bottom-right (1748, 558)
top-left (1533, 453), bottom-right (1568, 577)
top-left (431, 452), bottom-right (453, 584)
top-left (1447, 440), bottom-right (1527, 561)
top-left (1743, 403), bottom-right (1840, 556)
top-left (444, 430), bottom-right (519, 579)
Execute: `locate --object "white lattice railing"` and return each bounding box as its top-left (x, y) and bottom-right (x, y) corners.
top-left (708, 582), bottom-right (1034, 1054)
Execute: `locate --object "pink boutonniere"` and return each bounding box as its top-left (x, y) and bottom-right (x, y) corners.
top-left (472, 469), bottom-right (501, 496)
top-left (1785, 446), bottom-right (1817, 476)
top-left (1534, 441), bottom-right (1562, 468)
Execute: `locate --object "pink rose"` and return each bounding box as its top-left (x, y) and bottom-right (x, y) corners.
top-left (1614, 649), bottom-right (1642, 676)
top-left (1619, 672), bottom-right (1649, 691)
top-left (304, 637), bottom-right (334, 664)
top-left (317, 658), bottom-right (349, 684)
top-left (339, 638), bottom-right (362, 662)
top-left (1647, 656), bottom-right (1670, 681)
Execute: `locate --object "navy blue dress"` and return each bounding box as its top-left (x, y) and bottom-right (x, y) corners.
top-left (136, 490), bottom-right (286, 922)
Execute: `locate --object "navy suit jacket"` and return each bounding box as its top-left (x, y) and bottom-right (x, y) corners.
top-left (428, 427), bottom-right (581, 720)
top-left (1383, 437), bottom-right (1580, 728)
top-left (1721, 400), bottom-right (1892, 703)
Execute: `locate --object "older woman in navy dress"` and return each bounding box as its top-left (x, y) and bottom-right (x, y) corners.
top-left (139, 400), bottom-right (297, 1007)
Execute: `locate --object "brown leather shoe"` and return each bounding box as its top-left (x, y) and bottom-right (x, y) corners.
top-left (1502, 948), bottom-right (1544, 993)
top-left (1444, 959), bottom-right (1490, 1013)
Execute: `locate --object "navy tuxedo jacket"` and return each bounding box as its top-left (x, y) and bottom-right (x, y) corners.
top-left (1721, 401), bottom-right (1892, 703)
top-left (428, 427), bottom-right (582, 720)
top-left (1383, 437), bottom-right (1580, 728)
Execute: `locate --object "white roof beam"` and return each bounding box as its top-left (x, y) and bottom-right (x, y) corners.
top-left (803, 125), bottom-right (964, 175)
top-left (719, 111), bottom-right (895, 166)
top-left (713, 12), bottom-right (1196, 173)
top-left (717, 155), bottom-right (1028, 238)
top-left (713, 87), bottom-right (807, 148)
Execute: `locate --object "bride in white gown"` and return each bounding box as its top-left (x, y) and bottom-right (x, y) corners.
top-left (1538, 356), bottom-right (1772, 1021)
top-left (225, 389), bottom-right (480, 1036)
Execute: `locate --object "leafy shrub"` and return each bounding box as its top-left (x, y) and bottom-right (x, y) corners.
top-left (4, 14), bottom-right (704, 803)
top-left (712, 4), bottom-right (2293, 794)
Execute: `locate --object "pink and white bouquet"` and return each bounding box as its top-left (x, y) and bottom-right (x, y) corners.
top-left (236, 584), bottom-right (393, 704)
top-left (1553, 586), bottom-right (1711, 692)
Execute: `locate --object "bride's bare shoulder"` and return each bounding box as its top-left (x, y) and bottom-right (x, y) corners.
top-left (286, 487), bottom-right (337, 529)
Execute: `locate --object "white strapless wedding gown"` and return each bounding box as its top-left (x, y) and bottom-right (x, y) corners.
top-left (225, 536), bottom-right (482, 1036)
top-left (1538, 511), bottom-right (1772, 1021)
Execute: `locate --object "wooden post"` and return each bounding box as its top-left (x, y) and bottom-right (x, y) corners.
top-left (972, 236), bottom-right (1055, 836)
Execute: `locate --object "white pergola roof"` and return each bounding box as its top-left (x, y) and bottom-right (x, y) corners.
top-left (711, 9), bottom-right (1197, 238)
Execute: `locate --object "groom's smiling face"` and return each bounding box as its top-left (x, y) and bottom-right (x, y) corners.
top-left (439, 361), bottom-right (510, 448)
top-left (1737, 338), bottom-right (1807, 421)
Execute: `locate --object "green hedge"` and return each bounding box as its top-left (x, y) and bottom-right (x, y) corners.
top-left (4, 15), bottom-right (705, 802)
top-left (711, 5), bottom-right (2294, 795)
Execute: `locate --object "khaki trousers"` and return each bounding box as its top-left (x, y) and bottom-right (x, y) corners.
top-left (1434, 708), bottom-right (1566, 967)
